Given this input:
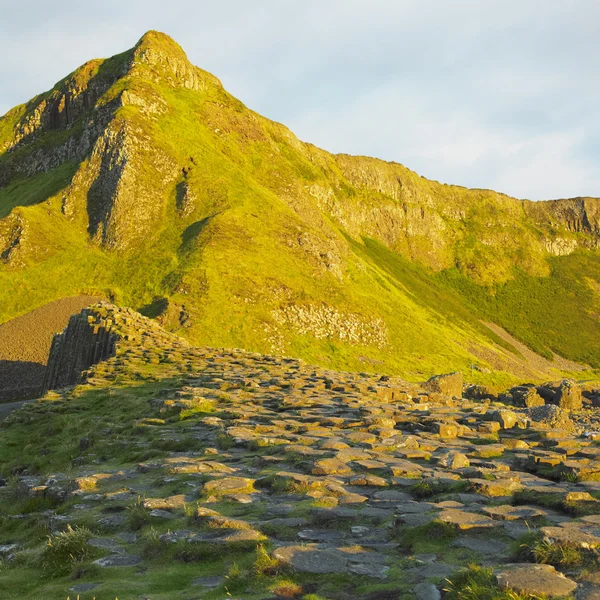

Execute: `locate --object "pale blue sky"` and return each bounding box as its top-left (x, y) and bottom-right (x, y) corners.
top-left (1, 0), bottom-right (599, 200)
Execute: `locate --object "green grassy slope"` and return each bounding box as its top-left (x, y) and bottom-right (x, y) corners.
top-left (0, 31), bottom-right (599, 387)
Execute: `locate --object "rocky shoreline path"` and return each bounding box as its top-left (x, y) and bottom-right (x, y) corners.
top-left (0, 304), bottom-right (598, 599)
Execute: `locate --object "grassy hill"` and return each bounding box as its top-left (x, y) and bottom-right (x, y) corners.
top-left (1, 30), bottom-right (599, 388)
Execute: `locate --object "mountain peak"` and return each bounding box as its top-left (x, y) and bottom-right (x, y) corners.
top-left (129, 30), bottom-right (219, 92)
top-left (134, 30), bottom-right (188, 62)
top-left (1, 30), bottom-right (600, 384)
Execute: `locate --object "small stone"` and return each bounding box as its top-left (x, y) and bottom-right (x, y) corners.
top-left (433, 422), bottom-right (458, 439)
top-left (414, 582), bottom-right (441, 600)
top-left (489, 409), bottom-right (518, 429)
top-left (436, 451), bottom-right (470, 470)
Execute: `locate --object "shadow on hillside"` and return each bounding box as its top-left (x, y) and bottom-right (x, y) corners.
top-left (0, 360), bottom-right (44, 402)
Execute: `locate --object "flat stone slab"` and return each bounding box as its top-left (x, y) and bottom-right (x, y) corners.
top-left (297, 529), bottom-right (345, 543)
top-left (541, 526), bottom-right (600, 549)
top-left (437, 509), bottom-right (500, 530)
top-left (347, 562), bottom-right (389, 579)
top-left (495, 563), bottom-right (577, 598)
top-left (453, 537), bottom-right (508, 555)
top-left (272, 545), bottom-right (388, 577)
top-left (143, 494), bottom-right (186, 510)
top-left (482, 504), bottom-right (549, 521)
top-left (161, 528), bottom-right (265, 545)
top-left (273, 545), bottom-right (347, 574)
top-left (93, 554), bottom-right (141, 567)
top-left (203, 476), bottom-right (255, 495)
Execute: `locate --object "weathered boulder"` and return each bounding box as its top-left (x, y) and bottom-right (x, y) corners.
top-left (527, 404), bottom-right (576, 432)
top-left (432, 422), bottom-right (459, 439)
top-left (537, 379), bottom-right (582, 411)
top-left (509, 386), bottom-right (545, 408)
top-left (555, 379), bottom-right (583, 410)
top-left (488, 409), bottom-right (518, 429)
top-left (424, 372), bottom-right (463, 398)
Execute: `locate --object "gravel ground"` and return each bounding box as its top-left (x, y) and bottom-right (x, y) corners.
top-left (0, 295), bottom-right (100, 400)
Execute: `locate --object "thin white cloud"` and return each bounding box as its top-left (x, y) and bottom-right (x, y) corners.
top-left (0, 0), bottom-right (598, 200)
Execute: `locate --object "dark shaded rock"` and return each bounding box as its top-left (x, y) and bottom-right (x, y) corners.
top-left (509, 385), bottom-right (545, 408)
top-left (43, 306), bottom-right (117, 392)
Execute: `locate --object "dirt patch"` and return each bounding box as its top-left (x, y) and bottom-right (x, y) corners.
top-left (469, 321), bottom-right (589, 382)
top-left (0, 295), bottom-right (100, 400)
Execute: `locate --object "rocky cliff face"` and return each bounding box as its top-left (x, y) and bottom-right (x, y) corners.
top-left (42, 305), bottom-right (118, 391)
top-left (1, 31), bottom-right (598, 262)
top-left (1, 31), bottom-right (600, 382)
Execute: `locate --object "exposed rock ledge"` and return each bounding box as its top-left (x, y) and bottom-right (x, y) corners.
top-left (42, 304), bottom-right (118, 392)
top-left (42, 301), bottom-right (189, 393)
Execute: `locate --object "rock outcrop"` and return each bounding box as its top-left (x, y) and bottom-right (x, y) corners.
top-left (42, 302), bottom-right (190, 392)
top-left (42, 305), bottom-right (118, 391)
top-left (537, 379), bottom-right (583, 411)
